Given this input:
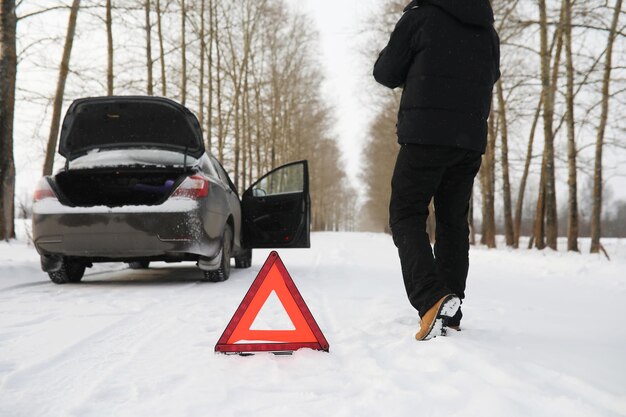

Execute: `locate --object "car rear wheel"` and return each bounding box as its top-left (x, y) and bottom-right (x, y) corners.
top-left (203, 225), bottom-right (232, 282)
top-left (235, 249), bottom-right (252, 269)
top-left (48, 258), bottom-right (86, 284)
top-left (128, 261), bottom-right (150, 269)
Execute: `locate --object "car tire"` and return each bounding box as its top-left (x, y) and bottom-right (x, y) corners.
top-left (48, 258), bottom-right (86, 284)
top-left (203, 225), bottom-right (232, 283)
top-left (128, 261), bottom-right (150, 269)
top-left (235, 249), bottom-right (252, 269)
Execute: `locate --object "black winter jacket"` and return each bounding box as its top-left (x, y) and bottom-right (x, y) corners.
top-left (373, 0), bottom-right (500, 153)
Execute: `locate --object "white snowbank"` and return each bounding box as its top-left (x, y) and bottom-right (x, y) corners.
top-left (1, 226), bottom-right (625, 417)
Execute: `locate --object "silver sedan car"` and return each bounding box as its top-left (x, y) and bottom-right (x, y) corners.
top-left (32, 96), bottom-right (310, 284)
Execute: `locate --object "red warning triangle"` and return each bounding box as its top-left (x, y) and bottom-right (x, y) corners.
top-left (215, 251), bottom-right (329, 354)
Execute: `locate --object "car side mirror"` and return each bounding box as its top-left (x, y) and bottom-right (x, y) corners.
top-left (253, 188), bottom-right (267, 197)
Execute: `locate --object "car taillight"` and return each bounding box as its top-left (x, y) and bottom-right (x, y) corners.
top-left (33, 178), bottom-right (58, 202)
top-left (171, 175), bottom-right (210, 199)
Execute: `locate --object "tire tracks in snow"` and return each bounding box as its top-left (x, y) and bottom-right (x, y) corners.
top-left (0, 264), bottom-right (127, 295)
top-left (1, 270), bottom-right (211, 415)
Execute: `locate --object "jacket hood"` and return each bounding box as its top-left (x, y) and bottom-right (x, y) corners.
top-left (404, 0), bottom-right (494, 28)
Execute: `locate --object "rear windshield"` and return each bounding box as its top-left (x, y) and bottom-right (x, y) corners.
top-left (64, 101), bottom-right (201, 156)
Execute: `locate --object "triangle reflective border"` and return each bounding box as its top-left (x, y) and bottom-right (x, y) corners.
top-left (215, 251), bottom-right (330, 354)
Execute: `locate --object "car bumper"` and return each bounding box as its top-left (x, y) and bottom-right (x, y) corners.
top-left (32, 199), bottom-right (223, 260)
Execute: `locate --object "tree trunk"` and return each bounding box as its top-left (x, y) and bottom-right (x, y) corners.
top-left (233, 85), bottom-right (240, 190)
top-left (0, 0), bottom-right (17, 240)
top-left (254, 73), bottom-right (262, 179)
top-left (590, 0), bottom-right (623, 254)
top-left (180, 0), bottom-right (187, 105)
top-left (215, 2), bottom-right (224, 161)
top-left (480, 109), bottom-right (497, 248)
top-left (206, 0), bottom-right (213, 152)
top-left (243, 61), bottom-right (252, 189)
top-left (42, 0), bottom-right (81, 176)
top-left (532, 169), bottom-right (546, 250)
top-left (496, 79), bottom-right (514, 246)
top-left (198, 0), bottom-right (205, 126)
top-left (156, 0), bottom-right (166, 95)
top-left (106, 0), bottom-right (113, 95)
top-left (515, 24), bottom-right (562, 248)
top-left (514, 94), bottom-right (542, 247)
top-left (538, 0), bottom-right (559, 250)
top-left (563, 0), bottom-right (579, 252)
top-left (144, 0), bottom-right (153, 96)
top-left (427, 200), bottom-right (436, 244)
top-left (469, 190), bottom-right (475, 245)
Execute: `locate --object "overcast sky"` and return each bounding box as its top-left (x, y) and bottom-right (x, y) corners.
top-left (285, 0), bottom-right (384, 189)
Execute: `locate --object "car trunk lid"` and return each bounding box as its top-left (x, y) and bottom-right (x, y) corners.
top-left (59, 96), bottom-right (205, 161)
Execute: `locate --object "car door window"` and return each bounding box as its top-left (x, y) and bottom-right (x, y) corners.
top-left (251, 163), bottom-right (303, 197)
top-left (210, 156), bottom-right (238, 195)
top-left (200, 156), bottom-right (219, 180)
top-left (242, 161), bottom-right (310, 249)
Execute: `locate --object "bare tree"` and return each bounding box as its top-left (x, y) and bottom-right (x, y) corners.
top-left (361, 96), bottom-right (400, 233)
top-left (480, 110), bottom-right (497, 248)
top-left (469, 194), bottom-right (476, 245)
top-left (214, 0), bottom-right (224, 160)
top-left (590, 0), bottom-right (623, 254)
top-left (0, 0), bottom-right (17, 240)
top-left (155, 0), bottom-right (167, 95)
top-left (106, 0), bottom-right (114, 95)
top-left (144, 0), bottom-right (153, 95)
top-left (180, 0), bottom-right (186, 104)
top-left (198, 0), bottom-right (206, 127)
top-left (42, 0), bottom-right (81, 176)
top-left (514, 95), bottom-right (542, 248)
top-left (206, 0), bottom-right (214, 151)
top-left (536, 0), bottom-right (561, 250)
top-left (563, 0), bottom-right (579, 252)
top-left (496, 78), bottom-right (514, 246)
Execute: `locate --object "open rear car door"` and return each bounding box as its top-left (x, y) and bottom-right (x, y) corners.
top-left (242, 161), bottom-right (310, 249)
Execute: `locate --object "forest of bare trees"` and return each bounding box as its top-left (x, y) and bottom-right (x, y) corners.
top-left (0, 0), bottom-right (356, 239)
top-left (2, 0), bottom-right (625, 245)
top-left (362, 0), bottom-right (626, 253)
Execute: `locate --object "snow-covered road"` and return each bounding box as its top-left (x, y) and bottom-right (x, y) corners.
top-left (1, 230), bottom-right (625, 417)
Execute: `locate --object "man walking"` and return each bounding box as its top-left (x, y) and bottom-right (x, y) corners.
top-left (373, 0), bottom-right (500, 340)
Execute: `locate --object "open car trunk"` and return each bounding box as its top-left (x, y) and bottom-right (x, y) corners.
top-left (59, 96), bottom-right (205, 161)
top-left (54, 168), bottom-right (188, 207)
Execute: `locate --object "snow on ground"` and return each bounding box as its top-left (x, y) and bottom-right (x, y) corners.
top-left (1, 223), bottom-right (625, 417)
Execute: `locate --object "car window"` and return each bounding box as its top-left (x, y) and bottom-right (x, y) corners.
top-left (252, 163), bottom-right (304, 197)
top-left (210, 156), bottom-right (238, 195)
top-left (200, 156), bottom-right (219, 179)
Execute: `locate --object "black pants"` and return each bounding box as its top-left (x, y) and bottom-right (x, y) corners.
top-left (389, 144), bottom-right (482, 318)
